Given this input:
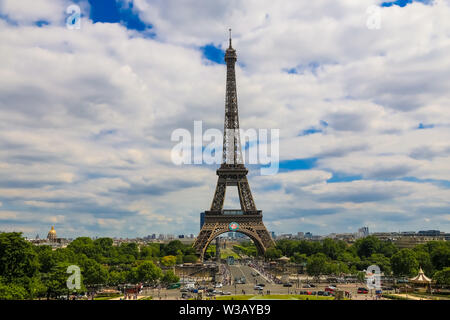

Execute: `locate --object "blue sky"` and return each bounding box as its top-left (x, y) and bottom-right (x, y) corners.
top-left (0, 0), bottom-right (449, 238)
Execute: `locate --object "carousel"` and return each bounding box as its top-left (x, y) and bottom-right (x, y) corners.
top-left (409, 267), bottom-right (432, 292)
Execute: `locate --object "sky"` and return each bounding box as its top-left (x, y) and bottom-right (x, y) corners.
top-left (0, 0), bottom-right (449, 238)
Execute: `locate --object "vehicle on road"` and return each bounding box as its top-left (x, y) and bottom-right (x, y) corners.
top-left (325, 286), bottom-right (336, 293)
top-left (283, 283), bottom-right (293, 287)
top-left (358, 287), bottom-right (369, 294)
top-left (215, 283), bottom-right (223, 288)
top-left (181, 293), bottom-right (192, 299)
top-left (254, 285), bottom-right (264, 290)
top-left (257, 283), bottom-right (265, 287)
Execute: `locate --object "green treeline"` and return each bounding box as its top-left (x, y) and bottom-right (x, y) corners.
top-left (0, 232), bottom-right (200, 300)
top-left (263, 236), bottom-right (450, 282)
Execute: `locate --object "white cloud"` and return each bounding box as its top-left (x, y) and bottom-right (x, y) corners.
top-left (0, 0), bottom-right (449, 237)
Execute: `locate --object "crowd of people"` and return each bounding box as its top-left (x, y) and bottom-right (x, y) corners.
top-left (248, 262), bottom-right (278, 283)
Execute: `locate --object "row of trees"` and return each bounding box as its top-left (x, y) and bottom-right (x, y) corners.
top-left (262, 236), bottom-right (450, 284)
top-left (0, 233), bottom-right (194, 299)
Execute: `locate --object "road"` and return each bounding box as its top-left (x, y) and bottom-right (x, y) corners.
top-left (109, 262), bottom-right (391, 300)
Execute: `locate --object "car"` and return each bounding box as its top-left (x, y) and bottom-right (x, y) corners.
top-left (254, 285), bottom-right (264, 290)
top-left (283, 283), bottom-right (293, 287)
top-left (358, 287), bottom-right (369, 294)
top-left (180, 288), bottom-right (189, 292)
top-left (302, 284), bottom-right (312, 288)
top-left (257, 283), bottom-right (265, 287)
top-left (215, 283), bottom-right (223, 288)
top-left (375, 290), bottom-right (382, 295)
top-left (206, 292), bottom-right (215, 297)
top-left (309, 284), bottom-right (316, 287)
top-left (222, 291), bottom-right (231, 295)
top-left (181, 293), bottom-right (192, 299)
top-left (325, 286), bottom-right (336, 292)
top-left (317, 291), bottom-right (324, 296)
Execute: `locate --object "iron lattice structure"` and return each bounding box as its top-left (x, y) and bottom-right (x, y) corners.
top-left (193, 32), bottom-right (275, 260)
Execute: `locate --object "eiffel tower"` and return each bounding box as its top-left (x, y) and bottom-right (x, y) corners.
top-left (193, 30), bottom-right (275, 260)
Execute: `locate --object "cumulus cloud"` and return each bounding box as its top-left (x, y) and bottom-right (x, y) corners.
top-left (0, 0), bottom-right (449, 237)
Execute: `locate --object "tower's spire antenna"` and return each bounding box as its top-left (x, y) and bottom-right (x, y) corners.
top-left (229, 28), bottom-right (232, 48)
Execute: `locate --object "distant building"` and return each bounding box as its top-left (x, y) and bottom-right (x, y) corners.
top-left (297, 232), bottom-right (304, 239)
top-left (270, 231), bottom-right (276, 239)
top-left (304, 232), bottom-right (313, 239)
top-left (200, 212), bottom-right (205, 230)
top-left (178, 234), bottom-right (185, 239)
top-left (47, 226), bottom-right (57, 242)
top-left (357, 226), bottom-right (369, 238)
top-left (372, 230), bottom-right (448, 248)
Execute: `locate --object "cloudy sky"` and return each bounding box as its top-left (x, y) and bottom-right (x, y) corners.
top-left (0, 0), bottom-right (449, 239)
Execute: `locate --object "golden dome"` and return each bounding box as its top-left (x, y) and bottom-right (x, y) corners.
top-left (47, 226), bottom-right (57, 241)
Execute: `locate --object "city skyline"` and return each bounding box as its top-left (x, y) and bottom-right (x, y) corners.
top-left (1, 0), bottom-right (450, 239)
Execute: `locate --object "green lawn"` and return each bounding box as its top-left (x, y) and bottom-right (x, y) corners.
top-left (93, 293), bottom-right (123, 300)
top-left (216, 294), bottom-right (334, 300)
top-left (220, 248), bottom-right (241, 260)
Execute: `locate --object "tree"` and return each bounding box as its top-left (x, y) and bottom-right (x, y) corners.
top-left (183, 255), bottom-right (198, 263)
top-left (0, 232), bottom-right (39, 281)
top-left (322, 238), bottom-right (339, 260)
top-left (291, 253), bottom-right (308, 264)
top-left (369, 253), bottom-right (392, 275)
top-left (430, 242), bottom-right (450, 271)
top-left (163, 240), bottom-right (185, 256)
top-left (433, 267), bottom-right (450, 286)
top-left (264, 247), bottom-right (282, 261)
top-left (135, 261), bottom-right (162, 285)
top-left (67, 237), bottom-right (96, 258)
top-left (43, 262), bottom-right (85, 299)
top-left (306, 253), bottom-right (328, 277)
top-left (82, 259), bottom-right (109, 287)
top-left (391, 249), bottom-right (418, 277)
top-left (355, 236), bottom-right (380, 258)
top-left (119, 243), bottom-right (139, 260)
top-left (108, 270), bottom-right (127, 285)
top-left (26, 275), bottom-right (47, 299)
top-left (379, 241), bottom-right (398, 258)
top-left (34, 245), bottom-right (56, 273)
top-left (414, 250), bottom-right (434, 276)
top-left (161, 270), bottom-right (179, 285)
top-left (0, 282), bottom-right (28, 300)
top-left (161, 255), bottom-right (177, 267)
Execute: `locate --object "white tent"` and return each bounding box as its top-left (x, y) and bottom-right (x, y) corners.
top-left (409, 267), bottom-right (431, 284)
